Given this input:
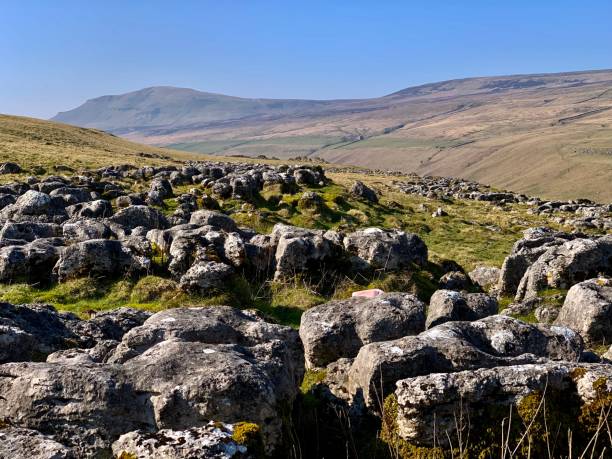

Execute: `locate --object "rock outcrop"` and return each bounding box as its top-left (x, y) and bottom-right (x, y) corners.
top-left (554, 278), bottom-right (612, 344)
top-left (345, 315), bottom-right (582, 407)
top-left (425, 289), bottom-right (498, 329)
top-left (300, 293), bottom-right (426, 368)
top-left (0, 305), bottom-right (303, 456)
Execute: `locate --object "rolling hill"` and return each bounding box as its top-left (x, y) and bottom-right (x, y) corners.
top-left (0, 114), bottom-right (201, 171)
top-left (52, 70), bottom-right (612, 201)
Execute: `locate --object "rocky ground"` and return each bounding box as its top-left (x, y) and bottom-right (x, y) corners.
top-left (0, 159), bottom-right (610, 458)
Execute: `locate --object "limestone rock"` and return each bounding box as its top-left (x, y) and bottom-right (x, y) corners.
top-left (426, 290), bottom-right (498, 329)
top-left (346, 315), bottom-right (582, 407)
top-left (554, 278), bottom-right (612, 344)
top-left (300, 293), bottom-right (426, 368)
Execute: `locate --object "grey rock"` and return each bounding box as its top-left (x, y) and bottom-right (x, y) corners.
top-left (271, 224), bottom-right (342, 280)
top-left (300, 292), bottom-right (426, 368)
top-left (0, 427), bottom-right (75, 459)
top-left (49, 187), bottom-right (94, 205)
top-left (394, 363), bottom-right (612, 447)
top-left (343, 227), bottom-right (427, 270)
top-left (109, 205), bottom-right (168, 231)
top-left (112, 423), bottom-right (252, 459)
top-left (0, 303), bottom-right (146, 364)
top-left (554, 278), bottom-right (612, 344)
top-left (516, 235), bottom-right (612, 301)
top-left (115, 194), bottom-right (145, 208)
top-left (65, 199), bottom-right (112, 218)
top-left (294, 168), bottom-right (317, 185)
top-left (190, 209), bottom-right (238, 232)
top-left (0, 238), bottom-right (63, 282)
top-left (108, 306), bottom-right (303, 452)
top-left (0, 221), bottom-right (62, 241)
top-left (47, 340), bottom-right (120, 364)
top-left (468, 266), bottom-right (501, 292)
top-left (345, 315), bottom-right (582, 407)
top-left (426, 290), bottom-right (498, 329)
top-left (53, 239), bottom-right (149, 282)
top-left (438, 270), bottom-right (471, 290)
top-left (0, 161), bottom-right (22, 174)
top-left (147, 177), bottom-right (173, 205)
top-left (62, 220), bottom-right (112, 243)
top-left (179, 260), bottom-right (234, 293)
top-left (88, 307), bottom-right (152, 342)
top-left (0, 190), bottom-right (68, 223)
top-left (498, 228), bottom-right (578, 295)
top-left (350, 180), bottom-right (378, 202)
top-left (0, 193), bottom-right (16, 209)
top-left (0, 362), bottom-right (154, 456)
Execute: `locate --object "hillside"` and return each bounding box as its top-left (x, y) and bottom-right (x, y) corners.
top-left (53, 70), bottom-right (612, 201)
top-left (0, 114), bottom-right (200, 171)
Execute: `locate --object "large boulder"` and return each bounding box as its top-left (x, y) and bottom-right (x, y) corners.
top-left (0, 306), bottom-right (303, 455)
top-left (179, 260), bottom-right (234, 293)
top-left (62, 220), bottom-right (112, 243)
top-left (300, 293), bottom-right (426, 368)
top-left (271, 224), bottom-right (343, 280)
top-left (190, 209), bottom-right (238, 232)
top-left (108, 205), bottom-right (168, 231)
top-left (345, 315), bottom-right (582, 408)
top-left (0, 362), bottom-right (154, 456)
top-left (425, 290), bottom-right (498, 329)
top-left (147, 177), bottom-right (173, 205)
top-left (49, 187), bottom-right (94, 205)
top-left (437, 270), bottom-right (471, 290)
top-left (0, 190), bottom-right (67, 223)
top-left (0, 303), bottom-right (147, 363)
top-left (87, 307), bottom-right (152, 342)
top-left (393, 362), bottom-right (612, 448)
top-left (0, 221), bottom-right (62, 242)
top-left (0, 238), bottom-right (63, 282)
top-left (108, 307), bottom-right (304, 452)
top-left (554, 278), bottom-right (612, 344)
top-left (0, 161), bottom-right (22, 174)
top-left (65, 199), bottom-right (113, 218)
top-left (343, 228), bottom-right (427, 271)
top-left (498, 228), bottom-right (578, 295)
top-left (53, 239), bottom-right (149, 281)
top-left (515, 235), bottom-right (612, 300)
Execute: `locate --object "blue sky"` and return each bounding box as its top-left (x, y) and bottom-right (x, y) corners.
top-left (2, 0), bottom-right (611, 118)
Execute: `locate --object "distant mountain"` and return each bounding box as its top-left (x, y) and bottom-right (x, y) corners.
top-left (52, 70), bottom-right (612, 201)
top-left (53, 86), bottom-right (347, 134)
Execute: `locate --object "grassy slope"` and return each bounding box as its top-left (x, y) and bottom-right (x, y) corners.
top-left (0, 114), bottom-right (202, 171)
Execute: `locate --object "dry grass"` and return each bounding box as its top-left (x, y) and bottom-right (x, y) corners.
top-left (0, 114), bottom-right (203, 171)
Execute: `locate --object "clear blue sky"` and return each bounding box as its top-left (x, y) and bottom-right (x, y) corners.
top-left (2, 0), bottom-right (611, 119)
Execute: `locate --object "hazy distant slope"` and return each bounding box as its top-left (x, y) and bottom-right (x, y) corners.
top-left (52, 86), bottom-right (351, 134)
top-left (52, 70), bottom-right (612, 201)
